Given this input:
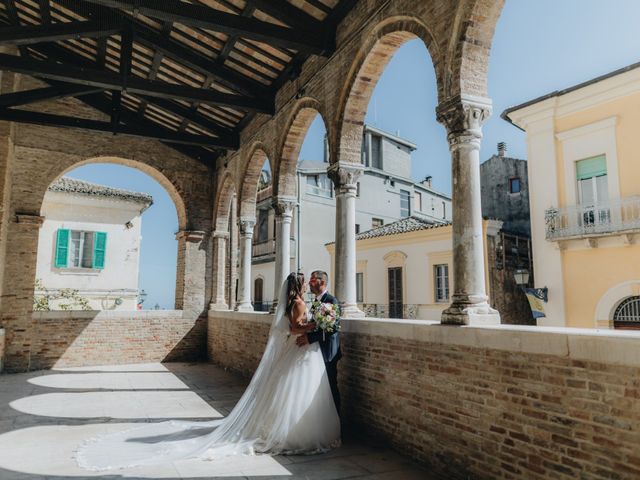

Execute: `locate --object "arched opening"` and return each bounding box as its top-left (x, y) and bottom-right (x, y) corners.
top-left (335, 20), bottom-right (453, 319)
top-left (212, 174), bottom-right (237, 309)
top-left (613, 296), bottom-right (640, 330)
top-left (35, 159), bottom-right (184, 311)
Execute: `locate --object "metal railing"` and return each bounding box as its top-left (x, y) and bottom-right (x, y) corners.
top-left (361, 303), bottom-right (420, 320)
top-left (252, 238), bottom-right (296, 258)
top-left (545, 196), bottom-right (640, 240)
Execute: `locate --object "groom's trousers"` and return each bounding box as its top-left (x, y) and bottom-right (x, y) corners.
top-left (325, 357), bottom-right (341, 415)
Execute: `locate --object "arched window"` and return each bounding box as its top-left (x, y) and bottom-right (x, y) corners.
top-left (614, 296), bottom-right (640, 329)
top-left (254, 278), bottom-right (264, 311)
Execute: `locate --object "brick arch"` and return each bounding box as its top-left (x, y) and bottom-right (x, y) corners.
top-left (335, 16), bottom-right (440, 165)
top-left (274, 97), bottom-right (326, 198)
top-left (238, 143), bottom-right (272, 220)
top-left (47, 156), bottom-right (188, 231)
top-left (214, 173), bottom-right (236, 232)
top-left (446, 0), bottom-right (505, 99)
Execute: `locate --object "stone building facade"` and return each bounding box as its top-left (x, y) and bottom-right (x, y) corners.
top-left (36, 177), bottom-right (152, 311)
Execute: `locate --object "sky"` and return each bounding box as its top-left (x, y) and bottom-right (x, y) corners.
top-left (64, 0), bottom-right (640, 308)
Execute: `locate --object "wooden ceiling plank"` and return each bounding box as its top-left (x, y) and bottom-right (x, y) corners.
top-left (84, 0), bottom-right (328, 55)
top-left (0, 51), bottom-right (275, 113)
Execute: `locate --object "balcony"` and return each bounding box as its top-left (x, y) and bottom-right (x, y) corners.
top-left (251, 238), bottom-right (296, 260)
top-left (545, 196), bottom-right (640, 241)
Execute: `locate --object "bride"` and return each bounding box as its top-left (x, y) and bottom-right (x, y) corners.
top-left (77, 272), bottom-right (341, 470)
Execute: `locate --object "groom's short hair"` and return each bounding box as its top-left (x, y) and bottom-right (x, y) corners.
top-left (311, 270), bottom-right (328, 286)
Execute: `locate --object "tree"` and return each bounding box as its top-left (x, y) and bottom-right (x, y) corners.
top-left (33, 278), bottom-right (92, 311)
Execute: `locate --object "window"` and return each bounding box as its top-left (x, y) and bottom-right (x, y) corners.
top-left (306, 174), bottom-right (318, 186)
top-left (576, 155), bottom-right (609, 226)
top-left (400, 190), bottom-right (410, 217)
top-left (434, 264), bottom-right (449, 303)
top-left (414, 192), bottom-right (422, 212)
top-left (371, 135), bottom-right (382, 169)
top-left (372, 217), bottom-right (384, 229)
top-left (355, 224), bottom-right (360, 234)
top-left (614, 296), bottom-right (640, 329)
top-left (356, 273), bottom-right (363, 303)
top-left (442, 201), bottom-right (446, 219)
top-left (509, 177), bottom-right (521, 194)
top-left (356, 182), bottom-right (360, 197)
top-left (55, 229), bottom-right (106, 269)
top-left (256, 209), bottom-right (269, 242)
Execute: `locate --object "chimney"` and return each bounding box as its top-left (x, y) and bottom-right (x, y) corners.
top-left (423, 175), bottom-right (433, 188)
top-left (497, 142), bottom-right (507, 157)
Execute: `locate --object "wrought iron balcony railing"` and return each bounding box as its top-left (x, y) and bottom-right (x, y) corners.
top-left (252, 238), bottom-right (296, 258)
top-left (545, 196), bottom-right (640, 240)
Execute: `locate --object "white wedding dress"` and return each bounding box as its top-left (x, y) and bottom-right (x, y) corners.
top-left (76, 282), bottom-right (341, 471)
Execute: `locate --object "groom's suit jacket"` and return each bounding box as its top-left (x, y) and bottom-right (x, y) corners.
top-left (307, 292), bottom-right (342, 364)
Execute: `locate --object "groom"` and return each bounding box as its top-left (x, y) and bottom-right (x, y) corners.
top-left (296, 270), bottom-right (342, 414)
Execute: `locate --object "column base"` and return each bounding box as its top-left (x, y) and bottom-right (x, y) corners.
top-left (209, 302), bottom-right (230, 311)
top-left (236, 302), bottom-right (254, 312)
top-left (341, 303), bottom-right (365, 319)
top-left (441, 302), bottom-right (501, 326)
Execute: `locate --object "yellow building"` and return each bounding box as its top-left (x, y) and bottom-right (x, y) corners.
top-left (504, 63), bottom-right (640, 329)
top-left (326, 217), bottom-right (533, 324)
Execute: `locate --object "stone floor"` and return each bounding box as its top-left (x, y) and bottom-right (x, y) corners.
top-left (0, 362), bottom-right (433, 479)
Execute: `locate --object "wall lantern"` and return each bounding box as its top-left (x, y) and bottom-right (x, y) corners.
top-left (514, 268), bottom-right (530, 286)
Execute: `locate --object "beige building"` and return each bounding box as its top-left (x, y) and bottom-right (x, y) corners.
top-left (326, 217), bottom-right (532, 323)
top-left (504, 63), bottom-right (640, 329)
top-left (36, 177), bottom-right (153, 310)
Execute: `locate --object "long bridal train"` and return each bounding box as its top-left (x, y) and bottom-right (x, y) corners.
top-left (76, 282), bottom-right (340, 471)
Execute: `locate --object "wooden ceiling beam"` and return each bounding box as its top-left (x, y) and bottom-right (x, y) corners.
top-left (0, 107), bottom-right (238, 148)
top-left (0, 52), bottom-right (274, 113)
top-left (0, 83), bottom-right (102, 107)
top-left (84, 0), bottom-right (329, 55)
top-left (0, 20), bottom-right (120, 46)
top-left (55, 0), bottom-right (271, 98)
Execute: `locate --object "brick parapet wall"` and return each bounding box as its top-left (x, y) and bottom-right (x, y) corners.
top-left (208, 311), bottom-right (640, 480)
top-left (24, 310), bottom-right (206, 371)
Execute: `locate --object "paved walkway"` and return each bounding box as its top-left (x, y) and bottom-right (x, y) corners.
top-left (0, 362), bottom-right (432, 479)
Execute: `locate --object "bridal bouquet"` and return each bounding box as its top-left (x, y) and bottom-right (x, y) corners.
top-left (311, 300), bottom-right (341, 340)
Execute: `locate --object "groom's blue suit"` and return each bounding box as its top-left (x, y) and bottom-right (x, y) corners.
top-left (307, 291), bottom-right (341, 414)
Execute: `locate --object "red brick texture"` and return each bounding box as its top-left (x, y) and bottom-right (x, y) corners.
top-left (209, 312), bottom-right (640, 480)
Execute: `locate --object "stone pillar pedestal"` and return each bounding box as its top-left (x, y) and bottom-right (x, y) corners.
top-left (329, 162), bottom-right (364, 318)
top-left (174, 229), bottom-right (207, 312)
top-left (210, 230), bottom-right (229, 310)
top-left (272, 197), bottom-right (295, 310)
top-left (236, 218), bottom-right (255, 311)
top-left (436, 95), bottom-right (500, 325)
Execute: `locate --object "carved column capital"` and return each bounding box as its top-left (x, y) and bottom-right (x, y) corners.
top-left (271, 196), bottom-right (296, 218)
top-left (327, 162), bottom-right (363, 194)
top-left (238, 218), bottom-right (255, 237)
top-left (436, 95), bottom-right (492, 150)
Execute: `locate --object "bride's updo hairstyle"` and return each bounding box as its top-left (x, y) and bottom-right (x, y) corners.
top-left (285, 272), bottom-right (305, 317)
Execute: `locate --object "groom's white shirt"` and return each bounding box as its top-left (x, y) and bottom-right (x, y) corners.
top-left (315, 290), bottom-right (327, 302)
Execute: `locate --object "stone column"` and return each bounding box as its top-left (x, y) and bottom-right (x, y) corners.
top-left (210, 230), bottom-right (229, 310)
top-left (236, 218), bottom-right (255, 311)
top-left (272, 196), bottom-right (295, 308)
top-left (328, 162), bottom-right (364, 318)
top-left (174, 230), bottom-right (207, 312)
top-left (436, 95), bottom-right (500, 325)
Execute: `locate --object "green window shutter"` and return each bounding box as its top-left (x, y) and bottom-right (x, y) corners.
top-left (576, 155), bottom-right (607, 180)
top-left (54, 229), bottom-right (70, 268)
top-left (92, 232), bottom-right (107, 269)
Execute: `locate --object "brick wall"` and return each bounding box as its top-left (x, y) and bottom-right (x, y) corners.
top-left (27, 310), bottom-right (206, 371)
top-left (208, 311), bottom-right (640, 480)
